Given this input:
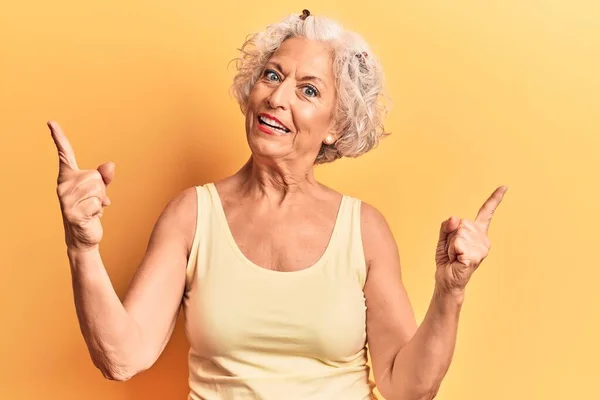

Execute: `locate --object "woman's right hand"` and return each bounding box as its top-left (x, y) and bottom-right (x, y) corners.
top-left (48, 121), bottom-right (115, 251)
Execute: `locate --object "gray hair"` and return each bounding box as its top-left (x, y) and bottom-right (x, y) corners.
top-left (230, 11), bottom-right (391, 164)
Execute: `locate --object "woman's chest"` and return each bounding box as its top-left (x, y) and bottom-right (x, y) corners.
top-left (226, 207), bottom-right (337, 272)
top-left (186, 270), bottom-right (367, 363)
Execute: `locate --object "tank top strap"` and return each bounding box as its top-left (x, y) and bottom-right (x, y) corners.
top-left (324, 195), bottom-right (368, 288)
top-left (185, 184), bottom-right (214, 291)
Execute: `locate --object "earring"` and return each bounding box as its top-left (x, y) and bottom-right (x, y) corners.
top-left (324, 135), bottom-right (334, 145)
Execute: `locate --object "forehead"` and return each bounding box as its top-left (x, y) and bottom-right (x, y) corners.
top-left (268, 37), bottom-right (334, 80)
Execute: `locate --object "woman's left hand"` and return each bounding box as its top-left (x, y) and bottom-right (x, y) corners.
top-left (435, 186), bottom-right (508, 294)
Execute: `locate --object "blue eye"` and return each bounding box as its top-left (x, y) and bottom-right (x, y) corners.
top-left (264, 70), bottom-right (280, 81)
top-left (302, 86), bottom-right (318, 97)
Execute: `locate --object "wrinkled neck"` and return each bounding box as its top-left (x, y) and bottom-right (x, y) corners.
top-left (236, 156), bottom-right (319, 204)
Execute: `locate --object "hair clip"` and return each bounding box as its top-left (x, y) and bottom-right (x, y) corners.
top-left (299, 9), bottom-right (311, 20)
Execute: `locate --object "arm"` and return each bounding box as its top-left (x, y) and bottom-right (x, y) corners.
top-left (362, 203), bottom-right (461, 400)
top-left (386, 286), bottom-right (462, 400)
top-left (68, 186), bottom-right (197, 381)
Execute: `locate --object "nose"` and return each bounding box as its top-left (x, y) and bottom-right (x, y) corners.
top-left (266, 79), bottom-right (293, 110)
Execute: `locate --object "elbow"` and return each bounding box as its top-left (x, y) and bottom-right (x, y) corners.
top-left (417, 380), bottom-right (442, 400)
top-left (382, 392), bottom-right (438, 400)
top-left (414, 387), bottom-right (440, 400)
top-left (421, 390), bottom-right (439, 400)
top-left (91, 352), bottom-right (149, 382)
top-left (99, 365), bottom-right (136, 382)
top-left (379, 382), bottom-right (441, 400)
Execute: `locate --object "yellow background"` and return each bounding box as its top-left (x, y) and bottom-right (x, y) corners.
top-left (1, 0), bottom-right (599, 399)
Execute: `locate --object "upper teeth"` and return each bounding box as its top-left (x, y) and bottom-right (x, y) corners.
top-left (259, 116), bottom-right (289, 132)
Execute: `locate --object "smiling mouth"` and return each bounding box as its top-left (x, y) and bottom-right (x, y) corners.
top-left (257, 115), bottom-right (291, 134)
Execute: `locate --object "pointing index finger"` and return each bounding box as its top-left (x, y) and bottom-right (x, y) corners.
top-left (475, 185), bottom-right (508, 232)
top-left (48, 120), bottom-right (79, 172)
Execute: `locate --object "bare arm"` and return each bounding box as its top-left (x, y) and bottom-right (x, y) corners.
top-left (68, 186), bottom-right (196, 381)
top-left (386, 288), bottom-right (462, 399)
top-left (362, 203), bottom-right (461, 400)
top-left (49, 121), bottom-right (198, 381)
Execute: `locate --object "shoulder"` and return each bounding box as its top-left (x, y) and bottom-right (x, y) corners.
top-left (164, 186), bottom-right (199, 219)
top-left (359, 200), bottom-right (392, 237)
top-left (359, 201), bottom-right (388, 226)
top-left (358, 201), bottom-right (399, 268)
top-left (170, 185), bottom-right (198, 205)
top-left (155, 186), bottom-right (200, 254)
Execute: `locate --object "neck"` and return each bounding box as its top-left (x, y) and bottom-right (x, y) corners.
top-left (235, 155), bottom-right (319, 203)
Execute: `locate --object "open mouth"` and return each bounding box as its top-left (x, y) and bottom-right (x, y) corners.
top-left (258, 115), bottom-right (291, 134)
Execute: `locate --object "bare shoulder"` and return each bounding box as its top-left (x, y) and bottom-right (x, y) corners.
top-left (359, 201), bottom-right (389, 228)
top-left (155, 186), bottom-right (198, 255)
top-left (168, 185), bottom-right (198, 211)
top-left (359, 201), bottom-right (398, 270)
top-left (163, 186), bottom-right (197, 220)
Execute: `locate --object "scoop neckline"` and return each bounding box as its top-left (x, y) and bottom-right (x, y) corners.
top-left (206, 182), bottom-right (346, 276)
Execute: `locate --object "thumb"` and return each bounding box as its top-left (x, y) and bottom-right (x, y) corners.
top-left (438, 216), bottom-right (460, 244)
top-left (97, 162), bottom-right (116, 186)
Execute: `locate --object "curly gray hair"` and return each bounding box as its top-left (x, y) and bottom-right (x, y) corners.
top-left (230, 10), bottom-right (391, 164)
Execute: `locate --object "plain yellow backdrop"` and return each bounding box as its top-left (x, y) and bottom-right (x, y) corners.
top-left (1, 0), bottom-right (599, 399)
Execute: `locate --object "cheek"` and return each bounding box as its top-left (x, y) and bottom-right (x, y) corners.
top-left (294, 105), bottom-right (332, 135)
top-left (246, 84), bottom-right (266, 110)
top-left (245, 86), bottom-right (265, 128)
top-left (245, 111), bottom-right (254, 133)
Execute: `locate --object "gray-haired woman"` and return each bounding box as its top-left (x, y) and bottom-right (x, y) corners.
top-left (49, 9), bottom-right (507, 400)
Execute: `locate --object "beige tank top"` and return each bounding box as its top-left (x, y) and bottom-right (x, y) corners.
top-left (182, 183), bottom-right (376, 400)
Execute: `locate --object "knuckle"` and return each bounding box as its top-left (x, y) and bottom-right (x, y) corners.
top-left (88, 197), bottom-right (102, 208)
top-left (79, 200), bottom-right (100, 218)
top-left (65, 208), bottom-right (82, 224)
top-left (91, 169), bottom-right (103, 181)
top-left (63, 210), bottom-right (75, 222)
top-left (460, 219), bottom-right (474, 230)
top-left (81, 169), bottom-right (102, 184)
top-left (56, 181), bottom-right (72, 197)
top-left (88, 180), bottom-right (104, 195)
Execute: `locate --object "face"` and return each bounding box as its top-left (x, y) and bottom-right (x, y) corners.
top-left (244, 37), bottom-right (337, 164)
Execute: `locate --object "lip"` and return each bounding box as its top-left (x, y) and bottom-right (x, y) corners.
top-left (257, 123), bottom-right (278, 135)
top-left (257, 113), bottom-right (291, 133)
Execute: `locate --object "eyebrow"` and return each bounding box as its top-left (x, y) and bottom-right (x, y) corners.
top-left (268, 61), bottom-right (328, 89)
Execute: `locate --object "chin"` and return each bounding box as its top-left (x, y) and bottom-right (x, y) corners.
top-left (247, 135), bottom-right (289, 160)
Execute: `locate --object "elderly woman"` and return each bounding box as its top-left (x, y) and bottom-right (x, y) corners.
top-left (49, 9), bottom-right (507, 400)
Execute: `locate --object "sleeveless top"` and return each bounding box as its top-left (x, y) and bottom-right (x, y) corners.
top-left (182, 183), bottom-right (376, 400)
